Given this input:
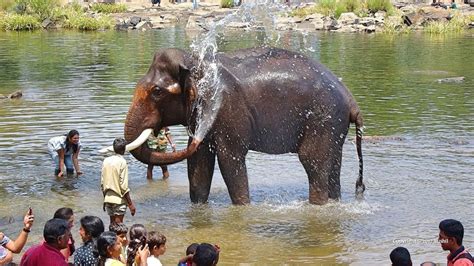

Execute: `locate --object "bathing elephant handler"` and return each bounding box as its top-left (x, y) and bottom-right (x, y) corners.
top-left (48, 129), bottom-right (83, 177)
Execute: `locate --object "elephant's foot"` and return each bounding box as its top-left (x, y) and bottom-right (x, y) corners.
top-left (230, 195), bottom-right (250, 205)
top-left (309, 191), bottom-right (329, 205)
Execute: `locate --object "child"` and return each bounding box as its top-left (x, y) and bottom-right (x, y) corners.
top-left (178, 243), bottom-right (199, 266)
top-left (147, 127), bottom-right (176, 180)
top-left (101, 138), bottom-right (136, 226)
top-left (146, 231), bottom-right (167, 266)
top-left (127, 224), bottom-right (147, 266)
top-left (74, 215), bottom-right (105, 266)
top-left (97, 231), bottom-right (124, 266)
top-left (109, 223), bottom-right (129, 263)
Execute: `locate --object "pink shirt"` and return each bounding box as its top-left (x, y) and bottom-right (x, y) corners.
top-left (448, 247), bottom-right (474, 266)
top-left (20, 242), bottom-right (68, 266)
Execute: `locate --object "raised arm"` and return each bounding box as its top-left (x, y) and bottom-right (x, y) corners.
top-left (3, 210), bottom-right (34, 254)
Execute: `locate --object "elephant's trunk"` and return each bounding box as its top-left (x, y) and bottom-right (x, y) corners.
top-left (124, 126), bottom-right (200, 166)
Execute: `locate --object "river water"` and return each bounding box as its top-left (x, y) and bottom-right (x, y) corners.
top-left (0, 28), bottom-right (473, 265)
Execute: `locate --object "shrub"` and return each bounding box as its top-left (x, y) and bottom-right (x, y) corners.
top-left (366, 0), bottom-right (393, 14)
top-left (0, 13), bottom-right (40, 30)
top-left (15, 0), bottom-right (59, 20)
top-left (91, 3), bottom-right (127, 13)
top-left (220, 0), bottom-right (234, 8)
top-left (424, 14), bottom-right (468, 34)
top-left (64, 13), bottom-right (114, 30)
top-left (289, 5), bottom-right (319, 18)
top-left (0, 0), bottom-right (16, 11)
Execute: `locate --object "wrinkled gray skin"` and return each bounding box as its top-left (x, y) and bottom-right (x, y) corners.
top-left (124, 47), bottom-right (365, 205)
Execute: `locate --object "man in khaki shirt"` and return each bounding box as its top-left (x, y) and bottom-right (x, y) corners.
top-left (101, 138), bottom-right (136, 227)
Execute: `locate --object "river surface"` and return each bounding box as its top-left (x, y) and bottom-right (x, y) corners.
top-left (0, 28), bottom-right (473, 265)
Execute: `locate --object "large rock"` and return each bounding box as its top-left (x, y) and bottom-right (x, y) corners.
top-left (338, 12), bottom-right (359, 25)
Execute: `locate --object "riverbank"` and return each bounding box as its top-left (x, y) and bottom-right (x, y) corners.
top-left (111, 1), bottom-right (474, 33)
top-left (1, 0), bottom-right (474, 33)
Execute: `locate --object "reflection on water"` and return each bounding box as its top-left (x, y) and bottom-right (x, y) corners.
top-left (0, 29), bottom-right (473, 265)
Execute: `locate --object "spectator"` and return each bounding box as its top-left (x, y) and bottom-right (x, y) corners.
top-left (146, 231), bottom-right (166, 266)
top-left (20, 218), bottom-right (70, 266)
top-left (178, 243), bottom-right (198, 266)
top-left (97, 231), bottom-right (124, 266)
top-left (48, 129), bottom-right (82, 177)
top-left (192, 243), bottom-right (220, 266)
top-left (126, 224), bottom-right (147, 266)
top-left (438, 219), bottom-right (473, 266)
top-left (420, 262), bottom-right (437, 266)
top-left (0, 208), bottom-right (34, 254)
top-left (146, 127), bottom-right (176, 180)
top-left (53, 207), bottom-right (76, 261)
top-left (101, 137), bottom-right (136, 227)
top-left (74, 216), bottom-right (105, 266)
top-left (390, 246), bottom-right (412, 266)
top-left (109, 223), bottom-right (129, 262)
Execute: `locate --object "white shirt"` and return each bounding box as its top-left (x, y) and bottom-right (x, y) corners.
top-left (147, 255), bottom-right (163, 266)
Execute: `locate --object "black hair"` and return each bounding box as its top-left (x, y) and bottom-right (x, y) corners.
top-left (80, 216), bottom-right (104, 258)
top-left (127, 224), bottom-right (147, 266)
top-left (109, 222), bottom-right (129, 235)
top-left (147, 231), bottom-right (166, 250)
top-left (65, 129), bottom-right (80, 154)
top-left (97, 231), bottom-right (118, 266)
top-left (43, 218), bottom-right (69, 244)
top-left (420, 262), bottom-right (437, 266)
top-left (439, 219), bottom-right (464, 246)
top-left (53, 207), bottom-right (74, 220)
top-left (113, 137), bottom-right (126, 155)
top-left (186, 243), bottom-right (199, 255)
top-left (390, 247), bottom-right (412, 266)
top-left (193, 243), bottom-right (218, 266)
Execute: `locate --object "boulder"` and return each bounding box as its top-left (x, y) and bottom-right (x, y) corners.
top-left (338, 12), bottom-right (359, 25)
top-left (135, 21), bottom-right (152, 30)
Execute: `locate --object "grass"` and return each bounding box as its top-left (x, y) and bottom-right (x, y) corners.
top-left (64, 14), bottom-right (113, 30)
top-left (220, 0), bottom-right (234, 8)
top-left (0, 12), bottom-right (41, 30)
top-left (366, 0), bottom-right (393, 14)
top-left (91, 3), bottom-right (127, 14)
top-left (0, 0), bottom-right (16, 11)
top-left (424, 13), bottom-right (469, 34)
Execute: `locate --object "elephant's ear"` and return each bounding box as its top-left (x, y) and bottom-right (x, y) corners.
top-left (179, 64), bottom-right (196, 102)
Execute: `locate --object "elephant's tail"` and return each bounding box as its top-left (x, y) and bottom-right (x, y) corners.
top-left (351, 107), bottom-right (365, 197)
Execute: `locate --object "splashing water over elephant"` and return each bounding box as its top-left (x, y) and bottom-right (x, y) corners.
top-left (189, 0), bottom-right (292, 140)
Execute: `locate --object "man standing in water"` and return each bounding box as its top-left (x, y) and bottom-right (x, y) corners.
top-left (147, 127), bottom-right (176, 180)
top-left (101, 138), bottom-right (136, 227)
top-left (438, 219), bottom-right (473, 266)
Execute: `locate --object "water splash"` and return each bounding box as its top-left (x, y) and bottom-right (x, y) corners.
top-left (189, 0), bottom-right (290, 140)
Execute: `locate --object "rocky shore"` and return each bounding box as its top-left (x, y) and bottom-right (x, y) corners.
top-left (109, 2), bottom-right (474, 33)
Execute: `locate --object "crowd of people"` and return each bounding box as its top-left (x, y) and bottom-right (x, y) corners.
top-left (0, 207), bottom-right (220, 266)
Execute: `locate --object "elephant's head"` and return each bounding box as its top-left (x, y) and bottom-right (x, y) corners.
top-left (124, 48), bottom-right (200, 166)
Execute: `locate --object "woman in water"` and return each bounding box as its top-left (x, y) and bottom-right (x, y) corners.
top-left (47, 129), bottom-right (83, 177)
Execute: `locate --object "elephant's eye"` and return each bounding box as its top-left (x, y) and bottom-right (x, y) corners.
top-left (152, 86), bottom-right (164, 96)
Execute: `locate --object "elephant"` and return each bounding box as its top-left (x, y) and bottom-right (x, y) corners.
top-left (123, 47), bottom-right (365, 205)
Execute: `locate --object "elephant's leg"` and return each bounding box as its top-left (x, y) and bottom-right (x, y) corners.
top-left (187, 139), bottom-right (216, 203)
top-left (298, 133), bottom-right (335, 205)
top-left (328, 144), bottom-right (343, 200)
top-left (216, 148), bottom-right (250, 205)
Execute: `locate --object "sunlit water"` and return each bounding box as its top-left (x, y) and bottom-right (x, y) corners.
top-left (0, 27), bottom-right (473, 265)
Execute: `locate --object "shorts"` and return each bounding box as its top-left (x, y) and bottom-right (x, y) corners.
top-left (104, 203), bottom-right (127, 216)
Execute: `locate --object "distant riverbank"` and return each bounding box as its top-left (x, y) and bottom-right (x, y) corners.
top-left (1, 0), bottom-right (473, 33)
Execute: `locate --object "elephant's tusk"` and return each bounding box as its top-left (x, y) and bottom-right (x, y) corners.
top-left (98, 128), bottom-right (153, 153)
